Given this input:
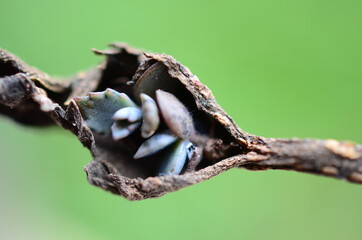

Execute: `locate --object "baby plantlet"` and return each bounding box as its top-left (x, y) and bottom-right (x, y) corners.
top-left (74, 86), bottom-right (199, 176)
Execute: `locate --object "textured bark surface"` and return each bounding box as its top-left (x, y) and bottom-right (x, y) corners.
top-left (0, 43), bottom-right (361, 200)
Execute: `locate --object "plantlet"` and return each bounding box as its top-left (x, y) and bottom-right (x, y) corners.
top-left (74, 88), bottom-right (199, 176)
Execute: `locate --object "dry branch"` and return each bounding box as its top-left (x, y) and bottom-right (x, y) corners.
top-left (0, 43), bottom-right (360, 201)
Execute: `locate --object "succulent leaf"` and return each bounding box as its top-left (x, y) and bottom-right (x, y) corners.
top-left (113, 107), bottom-right (142, 122)
top-left (74, 88), bottom-right (137, 135)
top-left (156, 90), bottom-right (195, 139)
top-left (133, 132), bottom-right (178, 159)
top-left (158, 139), bottom-right (188, 176)
top-left (111, 121), bottom-right (141, 140)
top-left (140, 93), bottom-right (160, 138)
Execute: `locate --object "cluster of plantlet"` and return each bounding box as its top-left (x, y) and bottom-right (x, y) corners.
top-left (74, 77), bottom-right (201, 176)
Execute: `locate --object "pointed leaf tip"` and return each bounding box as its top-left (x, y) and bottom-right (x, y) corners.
top-left (133, 132), bottom-right (178, 159)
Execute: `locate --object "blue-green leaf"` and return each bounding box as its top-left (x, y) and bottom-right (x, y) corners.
top-left (158, 139), bottom-right (188, 176)
top-left (74, 88), bottom-right (137, 135)
top-left (133, 132), bottom-right (178, 159)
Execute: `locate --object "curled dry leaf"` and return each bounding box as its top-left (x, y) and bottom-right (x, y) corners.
top-left (0, 43), bottom-right (362, 201)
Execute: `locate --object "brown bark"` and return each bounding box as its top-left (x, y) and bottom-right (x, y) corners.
top-left (0, 43), bottom-right (360, 201)
top-left (244, 138), bottom-right (362, 183)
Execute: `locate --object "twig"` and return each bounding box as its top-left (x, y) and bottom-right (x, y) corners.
top-left (0, 44), bottom-right (360, 200)
top-left (243, 138), bottom-right (362, 184)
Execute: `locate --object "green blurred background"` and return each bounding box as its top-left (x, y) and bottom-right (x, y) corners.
top-left (1, 0), bottom-right (362, 239)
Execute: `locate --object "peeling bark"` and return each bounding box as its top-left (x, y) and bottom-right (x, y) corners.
top-left (0, 43), bottom-right (360, 201)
